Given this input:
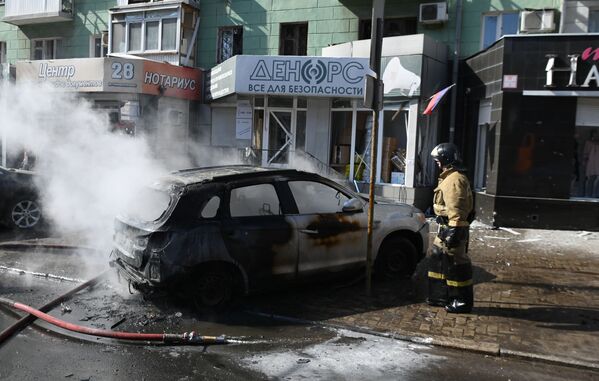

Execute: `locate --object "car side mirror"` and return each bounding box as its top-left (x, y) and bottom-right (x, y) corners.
top-left (342, 198), bottom-right (363, 213)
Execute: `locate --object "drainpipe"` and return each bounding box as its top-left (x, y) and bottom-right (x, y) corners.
top-left (559, 0), bottom-right (566, 33)
top-left (449, 0), bottom-right (463, 143)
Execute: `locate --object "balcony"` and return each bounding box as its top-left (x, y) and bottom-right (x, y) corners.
top-left (2, 0), bottom-right (73, 26)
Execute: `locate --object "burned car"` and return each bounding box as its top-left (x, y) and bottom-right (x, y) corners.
top-left (0, 166), bottom-right (42, 229)
top-left (110, 166), bottom-right (429, 307)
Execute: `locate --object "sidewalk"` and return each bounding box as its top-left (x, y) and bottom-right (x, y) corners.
top-left (2, 225), bottom-right (599, 371)
top-left (247, 223), bottom-right (599, 371)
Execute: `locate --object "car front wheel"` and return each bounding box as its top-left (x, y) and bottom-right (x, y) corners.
top-left (8, 198), bottom-right (42, 229)
top-left (375, 236), bottom-right (417, 280)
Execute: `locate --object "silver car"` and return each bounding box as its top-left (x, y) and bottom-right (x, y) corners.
top-left (111, 166), bottom-right (429, 308)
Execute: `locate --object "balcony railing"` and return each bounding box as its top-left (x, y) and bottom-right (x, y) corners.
top-left (2, 0), bottom-right (73, 26)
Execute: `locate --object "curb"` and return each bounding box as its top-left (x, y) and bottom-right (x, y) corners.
top-left (0, 241), bottom-right (100, 253)
top-left (247, 310), bottom-right (599, 372)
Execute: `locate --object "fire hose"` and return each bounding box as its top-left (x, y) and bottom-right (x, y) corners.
top-left (0, 273), bottom-right (231, 346)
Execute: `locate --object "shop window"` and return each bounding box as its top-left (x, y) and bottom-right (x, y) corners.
top-left (590, 10), bottom-right (599, 33)
top-left (481, 12), bottom-right (518, 49)
top-left (0, 41), bottom-right (6, 64)
top-left (358, 17), bottom-right (417, 39)
top-left (217, 26), bottom-right (243, 63)
top-left (110, 9), bottom-right (179, 54)
top-left (279, 23), bottom-right (308, 56)
top-left (330, 111), bottom-right (353, 171)
top-left (32, 39), bottom-right (60, 60)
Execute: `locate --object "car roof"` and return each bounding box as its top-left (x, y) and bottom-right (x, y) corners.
top-left (160, 165), bottom-right (310, 186)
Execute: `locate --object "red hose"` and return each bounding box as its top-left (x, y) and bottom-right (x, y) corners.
top-left (0, 297), bottom-right (228, 345)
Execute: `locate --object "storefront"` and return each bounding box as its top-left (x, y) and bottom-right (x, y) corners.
top-left (205, 34), bottom-right (448, 210)
top-left (465, 34), bottom-right (599, 230)
top-left (11, 56), bottom-right (202, 165)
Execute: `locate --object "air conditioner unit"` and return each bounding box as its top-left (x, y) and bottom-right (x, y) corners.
top-left (519, 9), bottom-right (556, 33)
top-left (419, 2), bottom-right (448, 24)
top-left (101, 31), bottom-right (109, 47)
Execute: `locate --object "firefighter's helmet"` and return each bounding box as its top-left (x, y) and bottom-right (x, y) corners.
top-left (431, 143), bottom-right (462, 168)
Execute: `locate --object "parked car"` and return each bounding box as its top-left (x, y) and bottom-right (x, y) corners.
top-left (0, 166), bottom-right (42, 229)
top-left (110, 166), bottom-right (429, 308)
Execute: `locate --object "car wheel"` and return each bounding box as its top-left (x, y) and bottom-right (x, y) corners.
top-left (193, 268), bottom-right (233, 310)
top-left (375, 237), bottom-right (417, 280)
top-left (8, 198), bottom-right (42, 229)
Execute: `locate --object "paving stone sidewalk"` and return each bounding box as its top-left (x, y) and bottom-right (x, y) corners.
top-left (248, 224), bottom-right (599, 370)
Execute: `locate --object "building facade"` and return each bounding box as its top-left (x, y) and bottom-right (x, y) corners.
top-left (1, 0), bottom-right (598, 227)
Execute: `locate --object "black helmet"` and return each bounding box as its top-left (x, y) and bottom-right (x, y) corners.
top-left (431, 143), bottom-right (462, 168)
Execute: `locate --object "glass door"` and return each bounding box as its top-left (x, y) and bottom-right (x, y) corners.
top-left (263, 109), bottom-right (295, 166)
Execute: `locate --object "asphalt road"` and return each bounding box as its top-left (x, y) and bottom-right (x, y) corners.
top-left (0, 241), bottom-right (597, 380)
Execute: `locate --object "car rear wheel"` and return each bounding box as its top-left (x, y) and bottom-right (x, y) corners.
top-left (375, 237), bottom-right (417, 280)
top-left (8, 198), bottom-right (42, 229)
top-left (193, 268), bottom-right (233, 310)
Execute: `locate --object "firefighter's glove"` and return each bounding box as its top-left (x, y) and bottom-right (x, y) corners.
top-left (444, 227), bottom-right (468, 249)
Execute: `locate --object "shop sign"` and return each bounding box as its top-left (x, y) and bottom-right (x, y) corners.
top-left (206, 55), bottom-right (370, 100)
top-left (235, 100), bottom-right (252, 140)
top-left (380, 55), bottom-right (422, 97)
top-left (238, 56), bottom-right (369, 98)
top-left (142, 61), bottom-right (202, 101)
top-left (17, 57), bottom-right (202, 101)
top-left (205, 57), bottom-right (236, 101)
top-left (545, 47), bottom-right (599, 89)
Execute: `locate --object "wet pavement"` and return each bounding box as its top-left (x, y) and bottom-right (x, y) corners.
top-left (1, 224), bottom-right (599, 379)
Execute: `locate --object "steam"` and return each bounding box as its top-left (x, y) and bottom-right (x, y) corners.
top-left (0, 82), bottom-right (169, 256)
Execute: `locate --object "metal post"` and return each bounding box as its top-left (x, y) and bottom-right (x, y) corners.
top-left (449, 0), bottom-right (462, 143)
top-left (366, 0), bottom-right (385, 296)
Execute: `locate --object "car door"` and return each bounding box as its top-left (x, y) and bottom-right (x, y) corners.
top-left (286, 179), bottom-right (367, 275)
top-left (222, 180), bottom-right (298, 290)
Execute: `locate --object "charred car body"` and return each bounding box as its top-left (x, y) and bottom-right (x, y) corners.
top-left (0, 166), bottom-right (42, 229)
top-left (110, 166), bottom-right (429, 307)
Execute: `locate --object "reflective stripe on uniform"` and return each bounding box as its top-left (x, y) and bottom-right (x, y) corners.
top-left (446, 279), bottom-right (473, 287)
top-left (427, 271), bottom-right (445, 280)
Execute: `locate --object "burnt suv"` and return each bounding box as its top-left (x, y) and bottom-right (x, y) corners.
top-left (110, 166), bottom-right (429, 307)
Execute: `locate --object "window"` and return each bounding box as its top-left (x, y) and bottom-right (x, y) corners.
top-left (217, 26), bottom-right (243, 63)
top-left (201, 196), bottom-right (221, 219)
top-left (279, 22), bottom-right (308, 56)
top-left (288, 181), bottom-right (350, 214)
top-left (590, 10), bottom-right (599, 33)
top-left (91, 34), bottom-right (108, 57)
top-left (110, 9), bottom-right (179, 54)
top-left (32, 39), bottom-right (60, 60)
top-left (359, 17), bottom-right (417, 40)
top-left (0, 42), bottom-right (6, 64)
top-left (230, 184), bottom-right (281, 217)
top-left (482, 12), bottom-right (519, 49)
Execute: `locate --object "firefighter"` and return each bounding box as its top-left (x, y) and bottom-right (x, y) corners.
top-left (427, 143), bottom-right (474, 313)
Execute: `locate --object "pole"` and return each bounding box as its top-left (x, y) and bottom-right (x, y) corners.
top-left (366, 0), bottom-right (385, 296)
top-left (449, 0), bottom-right (462, 143)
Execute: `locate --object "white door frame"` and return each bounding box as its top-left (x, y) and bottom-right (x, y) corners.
top-left (263, 107), bottom-right (296, 167)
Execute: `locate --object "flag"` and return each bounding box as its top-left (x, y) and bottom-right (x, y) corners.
top-left (422, 84), bottom-right (455, 115)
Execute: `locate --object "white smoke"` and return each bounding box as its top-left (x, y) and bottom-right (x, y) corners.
top-left (0, 82), bottom-right (169, 254)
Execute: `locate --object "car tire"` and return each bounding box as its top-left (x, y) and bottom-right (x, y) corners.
top-left (6, 197), bottom-right (42, 230)
top-left (375, 237), bottom-right (417, 280)
top-left (193, 268), bottom-right (234, 310)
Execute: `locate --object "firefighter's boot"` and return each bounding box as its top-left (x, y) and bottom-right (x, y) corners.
top-left (426, 245), bottom-right (448, 307)
top-left (445, 261), bottom-right (473, 314)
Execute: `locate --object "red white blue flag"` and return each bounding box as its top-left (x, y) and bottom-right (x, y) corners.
top-left (422, 84), bottom-right (455, 115)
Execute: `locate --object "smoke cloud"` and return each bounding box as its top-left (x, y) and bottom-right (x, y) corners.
top-left (0, 82), bottom-right (170, 262)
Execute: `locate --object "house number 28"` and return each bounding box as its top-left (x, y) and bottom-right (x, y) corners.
top-left (112, 62), bottom-right (134, 80)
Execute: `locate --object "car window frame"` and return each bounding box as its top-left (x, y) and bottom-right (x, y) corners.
top-left (224, 177), bottom-right (294, 220)
top-left (279, 175), bottom-right (360, 216)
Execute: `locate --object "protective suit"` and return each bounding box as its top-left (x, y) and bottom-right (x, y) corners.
top-left (427, 143), bottom-right (474, 314)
